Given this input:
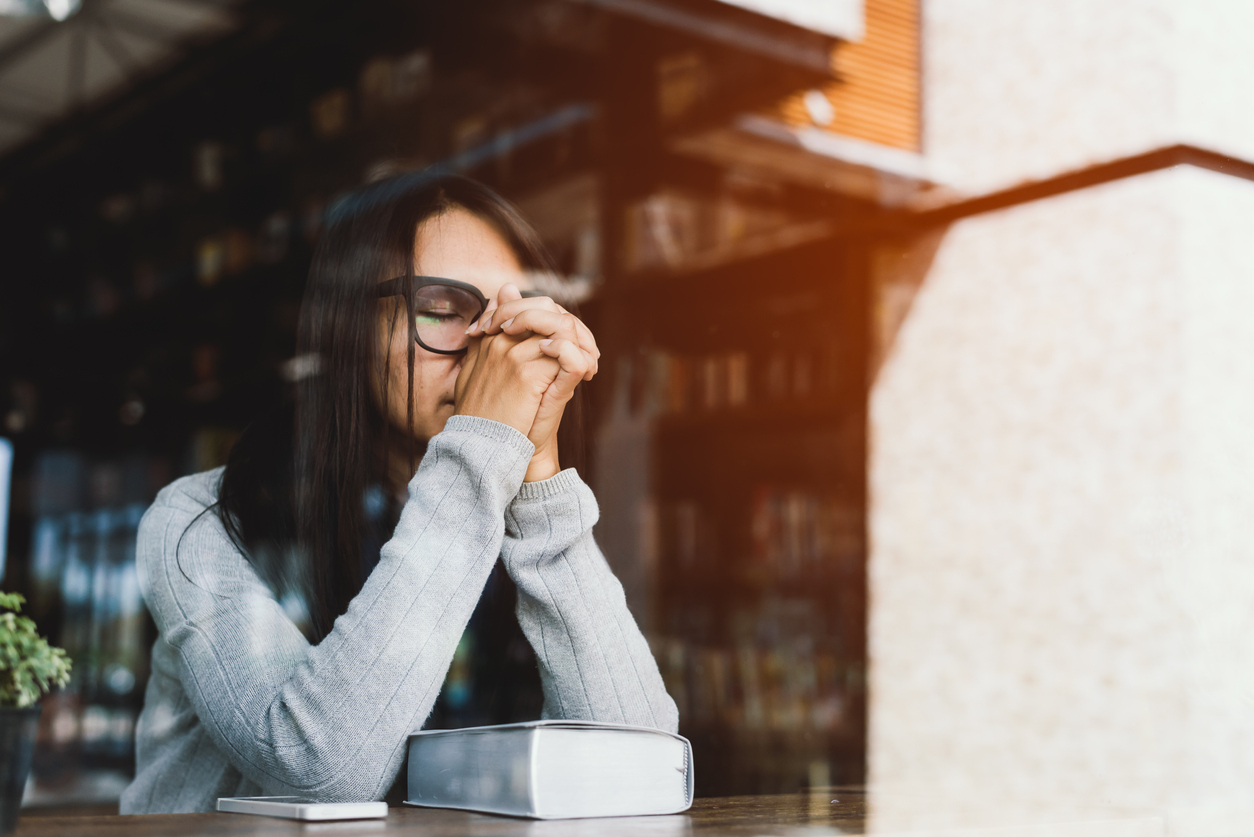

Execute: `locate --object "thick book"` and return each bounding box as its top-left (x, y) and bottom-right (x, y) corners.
top-left (405, 720), bottom-right (694, 819)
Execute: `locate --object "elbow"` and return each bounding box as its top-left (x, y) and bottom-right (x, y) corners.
top-left (255, 744), bottom-right (386, 802)
top-left (251, 700), bottom-right (390, 800)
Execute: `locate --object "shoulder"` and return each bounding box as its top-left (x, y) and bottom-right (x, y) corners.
top-left (136, 467), bottom-right (244, 604)
top-left (148, 467), bottom-right (225, 519)
top-left (137, 468), bottom-right (225, 554)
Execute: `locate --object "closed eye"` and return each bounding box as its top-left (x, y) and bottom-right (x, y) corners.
top-left (415, 311), bottom-right (464, 325)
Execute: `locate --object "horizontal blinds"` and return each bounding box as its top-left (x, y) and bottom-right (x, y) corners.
top-left (774, 0), bottom-right (920, 152)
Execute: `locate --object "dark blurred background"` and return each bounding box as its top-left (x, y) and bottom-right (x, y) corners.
top-left (0, 0), bottom-right (922, 808)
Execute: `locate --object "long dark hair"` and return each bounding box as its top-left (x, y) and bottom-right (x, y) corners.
top-left (215, 171), bottom-right (583, 642)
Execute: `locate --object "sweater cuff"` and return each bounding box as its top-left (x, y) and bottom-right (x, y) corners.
top-left (515, 467), bottom-right (583, 502)
top-left (440, 415), bottom-right (535, 459)
top-left (412, 415), bottom-right (536, 503)
top-left (505, 469), bottom-right (600, 545)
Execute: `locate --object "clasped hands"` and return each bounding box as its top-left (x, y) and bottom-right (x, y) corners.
top-left (454, 283), bottom-right (600, 483)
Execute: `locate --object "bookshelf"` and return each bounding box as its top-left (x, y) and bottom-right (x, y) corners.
top-left (586, 227), bottom-right (868, 794)
top-left (0, 0), bottom-right (865, 804)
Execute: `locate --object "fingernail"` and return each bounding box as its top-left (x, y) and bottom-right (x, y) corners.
top-left (502, 317), bottom-right (515, 329)
top-left (539, 339), bottom-right (553, 349)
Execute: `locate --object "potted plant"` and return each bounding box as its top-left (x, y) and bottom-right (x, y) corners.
top-left (0, 592), bottom-right (70, 833)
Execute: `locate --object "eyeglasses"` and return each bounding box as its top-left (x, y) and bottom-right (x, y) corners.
top-left (376, 275), bottom-right (541, 355)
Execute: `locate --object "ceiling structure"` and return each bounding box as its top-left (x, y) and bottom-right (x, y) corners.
top-left (0, 0), bottom-right (925, 210)
top-left (0, 0), bottom-right (237, 154)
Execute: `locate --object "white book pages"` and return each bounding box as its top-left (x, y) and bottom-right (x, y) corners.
top-left (405, 720), bottom-right (694, 819)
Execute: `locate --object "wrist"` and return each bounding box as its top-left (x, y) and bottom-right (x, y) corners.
top-left (524, 450), bottom-right (560, 483)
top-left (454, 403), bottom-right (533, 438)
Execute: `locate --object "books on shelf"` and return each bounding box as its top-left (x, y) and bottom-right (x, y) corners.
top-left (310, 88), bottom-right (351, 138)
top-left (618, 346), bottom-right (838, 420)
top-left (406, 721), bottom-right (694, 819)
top-left (621, 189), bottom-right (794, 273)
top-left (651, 489), bottom-right (861, 580)
top-left (750, 487), bottom-right (863, 578)
top-left (195, 213), bottom-right (292, 286)
top-left (193, 141), bottom-right (223, 192)
top-left (359, 48), bottom-right (431, 113)
top-left (651, 624), bottom-right (859, 734)
top-left (256, 212), bottom-right (293, 264)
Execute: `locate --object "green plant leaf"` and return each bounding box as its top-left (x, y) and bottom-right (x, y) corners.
top-left (0, 591), bottom-right (73, 707)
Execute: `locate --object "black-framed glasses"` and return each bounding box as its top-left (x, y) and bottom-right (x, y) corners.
top-left (376, 275), bottom-right (541, 355)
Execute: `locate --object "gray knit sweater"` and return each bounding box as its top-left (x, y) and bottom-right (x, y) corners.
top-left (119, 415), bottom-right (678, 814)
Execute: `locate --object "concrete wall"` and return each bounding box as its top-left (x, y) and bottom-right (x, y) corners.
top-left (868, 167), bottom-right (1254, 822)
top-left (867, 3), bottom-right (1254, 822)
top-left (923, 0), bottom-right (1254, 194)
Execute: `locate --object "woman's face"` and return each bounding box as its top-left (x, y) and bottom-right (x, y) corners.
top-left (374, 207), bottom-right (527, 443)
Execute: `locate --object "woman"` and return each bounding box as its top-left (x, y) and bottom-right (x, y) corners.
top-left (120, 173), bottom-right (678, 814)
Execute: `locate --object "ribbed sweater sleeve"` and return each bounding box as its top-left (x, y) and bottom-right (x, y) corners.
top-left (136, 415), bottom-right (533, 802)
top-left (501, 469), bottom-right (679, 734)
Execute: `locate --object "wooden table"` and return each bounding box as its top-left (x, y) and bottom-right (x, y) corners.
top-left (15, 792), bottom-right (870, 836)
top-left (21, 789), bottom-right (1215, 836)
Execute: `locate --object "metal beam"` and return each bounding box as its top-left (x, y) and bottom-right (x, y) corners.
top-left (448, 102), bottom-right (596, 171)
top-left (0, 19), bottom-right (63, 77)
top-left (159, 0), bottom-right (236, 9)
top-left (93, 16), bottom-right (136, 77)
top-left (97, 7), bottom-right (187, 43)
top-left (67, 18), bottom-right (87, 110)
top-left (0, 0), bottom-right (113, 77)
top-left (0, 0), bottom-right (307, 184)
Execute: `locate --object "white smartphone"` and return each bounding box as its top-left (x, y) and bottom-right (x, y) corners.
top-left (217, 796), bottom-right (389, 821)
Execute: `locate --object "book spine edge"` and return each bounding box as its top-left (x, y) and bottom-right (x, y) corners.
top-left (684, 738), bottom-right (695, 806)
top-left (527, 727), bottom-right (542, 817)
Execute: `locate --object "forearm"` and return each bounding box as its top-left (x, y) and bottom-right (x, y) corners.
top-left (500, 470), bottom-right (679, 733)
top-left (152, 417), bottom-right (534, 799)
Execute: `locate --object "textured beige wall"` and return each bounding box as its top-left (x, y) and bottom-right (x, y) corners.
top-left (1175, 167), bottom-right (1254, 806)
top-left (867, 167), bottom-right (1254, 824)
top-left (923, 0), bottom-right (1254, 194)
